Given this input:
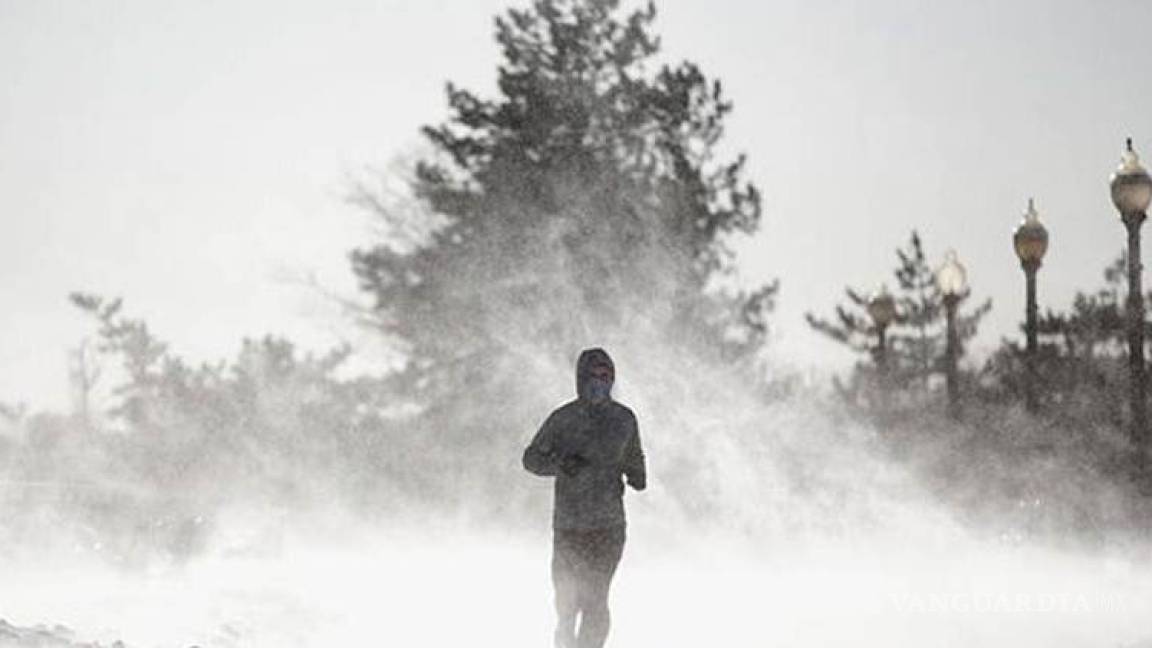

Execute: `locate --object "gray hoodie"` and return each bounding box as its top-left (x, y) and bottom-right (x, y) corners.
top-left (523, 348), bottom-right (647, 530)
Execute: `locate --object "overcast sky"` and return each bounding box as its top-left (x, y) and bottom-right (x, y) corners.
top-left (3, 0), bottom-right (1152, 410)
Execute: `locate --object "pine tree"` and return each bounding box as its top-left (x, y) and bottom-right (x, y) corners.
top-left (351, 1), bottom-right (774, 372)
top-left (348, 0), bottom-right (776, 510)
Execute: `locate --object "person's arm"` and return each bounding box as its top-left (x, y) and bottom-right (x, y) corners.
top-left (523, 411), bottom-right (562, 476)
top-left (623, 413), bottom-right (646, 491)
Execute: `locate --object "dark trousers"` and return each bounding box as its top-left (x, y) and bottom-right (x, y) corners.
top-left (551, 525), bottom-right (626, 648)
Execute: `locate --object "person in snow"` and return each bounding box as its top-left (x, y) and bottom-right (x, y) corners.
top-left (522, 347), bottom-right (647, 648)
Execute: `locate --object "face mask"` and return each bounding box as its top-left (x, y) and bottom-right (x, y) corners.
top-left (587, 377), bottom-right (612, 401)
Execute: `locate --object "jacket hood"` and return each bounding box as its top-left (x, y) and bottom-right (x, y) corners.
top-left (576, 347), bottom-right (615, 401)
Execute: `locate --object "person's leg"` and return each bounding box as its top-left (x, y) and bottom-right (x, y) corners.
top-left (552, 530), bottom-right (581, 648)
top-left (575, 525), bottom-right (626, 648)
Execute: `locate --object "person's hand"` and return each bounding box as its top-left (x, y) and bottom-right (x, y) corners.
top-left (558, 453), bottom-right (589, 476)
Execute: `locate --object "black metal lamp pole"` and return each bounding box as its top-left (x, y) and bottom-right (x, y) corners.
top-left (877, 323), bottom-right (888, 371)
top-left (867, 286), bottom-right (897, 413)
top-left (868, 286), bottom-right (897, 376)
top-left (936, 250), bottom-right (969, 421)
top-left (1110, 138), bottom-right (1152, 480)
top-left (943, 293), bottom-right (961, 419)
top-left (1125, 213), bottom-right (1147, 472)
top-left (1014, 198), bottom-right (1049, 414)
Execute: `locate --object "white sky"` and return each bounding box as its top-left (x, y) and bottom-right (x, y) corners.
top-left (2, 0), bottom-right (1151, 410)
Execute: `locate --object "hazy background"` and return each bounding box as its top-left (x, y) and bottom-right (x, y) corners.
top-left (4, 0), bottom-right (1152, 409)
top-left (4, 2), bottom-right (1152, 647)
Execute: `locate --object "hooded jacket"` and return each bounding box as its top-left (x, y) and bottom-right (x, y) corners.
top-left (523, 348), bottom-right (647, 530)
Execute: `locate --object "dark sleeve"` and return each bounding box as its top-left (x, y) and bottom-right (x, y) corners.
top-left (523, 410), bottom-right (561, 477)
top-left (623, 412), bottom-right (646, 491)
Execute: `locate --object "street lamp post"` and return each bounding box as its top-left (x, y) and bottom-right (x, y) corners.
top-left (1109, 138), bottom-right (1152, 479)
top-left (1013, 198), bottom-right (1049, 414)
top-left (936, 250), bottom-right (969, 420)
top-left (867, 285), bottom-right (897, 374)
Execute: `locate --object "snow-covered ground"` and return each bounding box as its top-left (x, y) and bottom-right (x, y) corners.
top-left (3, 519), bottom-right (1152, 648)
